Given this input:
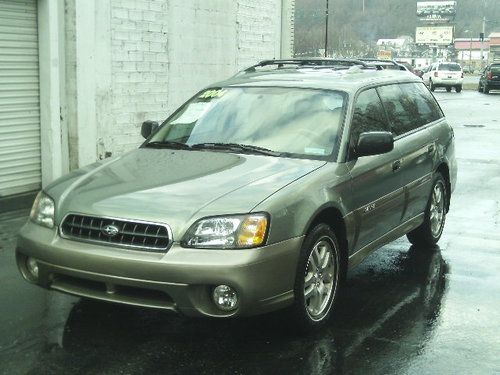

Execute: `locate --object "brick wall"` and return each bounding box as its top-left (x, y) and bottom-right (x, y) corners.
top-left (236, 0), bottom-right (282, 69)
top-left (99, 0), bottom-right (293, 157)
top-left (109, 0), bottom-right (170, 155)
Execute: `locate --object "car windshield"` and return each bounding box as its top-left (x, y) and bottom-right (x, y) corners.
top-left (439, 64), bottom-right (461, 71)
top-left (147, 87), bottom-right (347, 158)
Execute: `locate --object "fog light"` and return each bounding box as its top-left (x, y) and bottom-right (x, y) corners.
top-left (26, 257), bottom-right (39, 279)
top-left (212, 285), bottom-right (238, 311)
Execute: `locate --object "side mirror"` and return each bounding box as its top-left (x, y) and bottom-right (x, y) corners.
top-left (356, 131), bottom-right (394, 157)
top-left (141, 120), bottom-right (159, 139)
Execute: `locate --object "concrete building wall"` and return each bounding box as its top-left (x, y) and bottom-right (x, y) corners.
top-left (105, 0), bottom-right (292, 157)
top-left (34, 0), bottom-right (295, 185)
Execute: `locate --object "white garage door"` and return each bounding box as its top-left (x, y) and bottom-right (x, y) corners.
top-left (0, 0), bottom-right (41, 197)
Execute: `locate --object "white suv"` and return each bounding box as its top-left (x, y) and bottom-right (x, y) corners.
top-left (423, 62), bottom-right (463, 93)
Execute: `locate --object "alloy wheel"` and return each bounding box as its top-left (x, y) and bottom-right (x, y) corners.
top-left (303, 236), bottom-right (338, 321)
top-left (430, 183), bottom-right (445, 237)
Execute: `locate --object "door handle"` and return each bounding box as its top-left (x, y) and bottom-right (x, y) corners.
top-left (428, 144), bottom-right (435, 154)
top-left (392, 160), bottom-right (401, 171)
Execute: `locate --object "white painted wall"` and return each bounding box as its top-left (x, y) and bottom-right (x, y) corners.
top-left (38, 0), bottom-right (68, 185)
top-left (57, 0), bottom-right (295, 168)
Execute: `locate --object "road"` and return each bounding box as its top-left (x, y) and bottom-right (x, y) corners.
top-left (1, 91), bottom-right (499, 375)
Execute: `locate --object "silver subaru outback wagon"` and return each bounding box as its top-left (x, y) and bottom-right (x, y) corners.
top-left (17, 59), bottom-right (457, 329)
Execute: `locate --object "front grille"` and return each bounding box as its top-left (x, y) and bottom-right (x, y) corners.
top-left (60, 214), bottom-right (171, 251)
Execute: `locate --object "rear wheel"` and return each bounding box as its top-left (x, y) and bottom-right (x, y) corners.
top-left (484, 85), bottom-right (490, 94)
top-left (289, 224), bottom-right (341, 331)
top-left (429, 80), bottom-right (435, 92)
top-left (446, 87), bottom-right (452, 92)
top-left (455, 85), bottom-right (462, 93)
top-left (478, 84), bottom-right (483, 93)
top-left (407, 174), bottom-right (447, 247)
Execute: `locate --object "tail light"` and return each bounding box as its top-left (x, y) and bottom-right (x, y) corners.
top-left (487, 72), bottom-right (493, 80)
top-left (434, 71), bottom-right (438, 78)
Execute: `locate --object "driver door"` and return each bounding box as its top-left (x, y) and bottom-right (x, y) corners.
top-left (344, 88), bottom-right (405, 252)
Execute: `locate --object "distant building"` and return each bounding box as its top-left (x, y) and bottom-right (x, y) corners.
top-left (454, 38), bottom-right (490, 69)
top-left (376, 36), bottom-right (414, 57)
top-left (489, 33), bottom-right (500, 62)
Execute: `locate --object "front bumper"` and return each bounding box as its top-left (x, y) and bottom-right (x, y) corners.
top-left (16, 221), bottom-right (303, 317)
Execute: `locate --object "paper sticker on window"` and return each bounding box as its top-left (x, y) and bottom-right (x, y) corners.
top-left (323, 96), bottom-right (344, 111)
top-left (198, 89), bottom-right (227, 100)
top-left (171, 102), bottom-right (211, 125)
top-left (304, 147), bottom-right (327, 155)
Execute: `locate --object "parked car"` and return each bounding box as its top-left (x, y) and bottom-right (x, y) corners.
top-left (462, 65), bottom-right (474, 74)
top-left (478, 63), bottom-right (500, 94)
top-left (396, 61), bottom-right (415, 74)
top-left (422, 62), bottom-right (463, 92)
top-left (414, 66), bottom-right (429, 79)
top-left (17, 59), bottom-right (457, 330)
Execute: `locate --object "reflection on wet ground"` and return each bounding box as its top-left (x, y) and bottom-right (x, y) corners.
top-left (1, 212), bottom-right (449, 375)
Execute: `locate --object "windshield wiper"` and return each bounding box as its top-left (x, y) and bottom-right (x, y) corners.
top-left (190, 142), bottom-right (281, 156)
top-left (143, 141), bottom-right (192, 150)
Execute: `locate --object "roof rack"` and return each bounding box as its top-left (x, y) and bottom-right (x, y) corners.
top-left (242, 58), bottom-right (380, 73)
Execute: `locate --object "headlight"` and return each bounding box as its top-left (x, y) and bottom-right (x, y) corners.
top-left (182, 213), bottom-right (269, 249)
top-left (30, 191), bottom-right (55, 228)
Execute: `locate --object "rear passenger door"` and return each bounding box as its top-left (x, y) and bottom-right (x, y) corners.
top-left (345, 88), bottom-right (405, 252)
top-left (377, 83), bottom-right (439, 224)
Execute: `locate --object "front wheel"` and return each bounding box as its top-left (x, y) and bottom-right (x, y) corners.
top-left (455, 85), bottom-right (462, 93)
top-left (484, 85), bottom-right (490, 94)
top-left (289, 224), bottom-right (341, 331)
top-left (478, 84), bottom-right (483, 93)
top-left (407, 174), bottom-right (447, 247)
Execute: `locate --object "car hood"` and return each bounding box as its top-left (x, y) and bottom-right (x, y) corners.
top-left (48, 149), bottom-right (326, 240)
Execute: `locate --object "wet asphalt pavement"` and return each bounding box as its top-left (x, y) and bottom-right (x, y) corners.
top-left (1, 91), bottom-right (500, 375)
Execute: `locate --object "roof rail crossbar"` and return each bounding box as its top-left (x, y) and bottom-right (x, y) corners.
top-left (243, 58), bottom-right (370, 73)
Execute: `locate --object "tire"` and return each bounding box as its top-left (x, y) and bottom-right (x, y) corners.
top-left (289, 224), bottom-right (341, 331)
top-left (484, 85), bottom-right (490, 94)
top-left (478, 84), bottom-right (483, 93)
top-left (446, 87), bottom-right (452, 92)
top-left (429, 80), bottom-right (435, 92)
top-left (407, 174), bottom-right (447, 247)
top-left (455, 85), bottom-right (462, 93)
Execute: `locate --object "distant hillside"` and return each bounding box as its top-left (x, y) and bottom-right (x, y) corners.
top-left (294, 0), bottom-right (500, 55)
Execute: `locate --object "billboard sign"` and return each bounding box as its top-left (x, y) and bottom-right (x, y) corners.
top-left (417, 1), bottom-right (457, 22)
top-left (416, 26), bottom-right (454, 45)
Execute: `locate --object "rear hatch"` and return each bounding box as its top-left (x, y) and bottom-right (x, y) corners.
top-left (438, 63), bottom-right (462, 80)
top-left (489, 65), bottom-right (500, 82)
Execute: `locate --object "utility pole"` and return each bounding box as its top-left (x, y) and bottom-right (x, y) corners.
top-left (480, 16), bottom-right (486, 68)
top-left (469, 35), bottom-right (472, 71)
top-left (325, 0), bottom-right (329, 57)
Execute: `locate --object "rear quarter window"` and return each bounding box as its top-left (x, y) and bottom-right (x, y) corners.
top-left (439, 64), bottom-right (461, 71)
